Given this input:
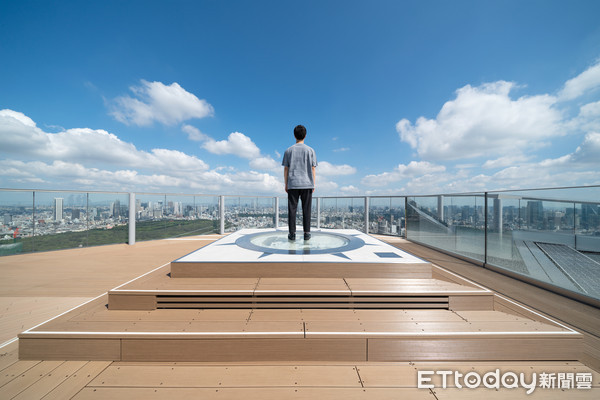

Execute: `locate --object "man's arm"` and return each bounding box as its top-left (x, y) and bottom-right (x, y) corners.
top-left (312, 166), bottom-right (316, 193)
top-left (284, 166), bottom-right (289, 193)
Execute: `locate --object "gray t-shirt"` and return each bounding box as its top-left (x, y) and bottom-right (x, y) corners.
top-left (282, 143), bottom-right (317, 189)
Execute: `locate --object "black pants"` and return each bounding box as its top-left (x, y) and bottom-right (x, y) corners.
top-left (287, 189), bottom-right (312, 235)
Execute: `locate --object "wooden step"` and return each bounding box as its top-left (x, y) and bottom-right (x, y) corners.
top-left (18, 295), bottom-right (581, 362)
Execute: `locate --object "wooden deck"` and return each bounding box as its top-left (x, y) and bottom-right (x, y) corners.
top-left (17, 236), bottom-right (581, 363)
top-left (1, 233), bottom-right (599, 398)
top-left (378, 235), bottom-right (600, 372)
top-left (1, 341), bottom-right (598, 400)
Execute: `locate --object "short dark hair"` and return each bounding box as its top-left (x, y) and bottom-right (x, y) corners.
top-left (294, 125), bottom-right (307, 140)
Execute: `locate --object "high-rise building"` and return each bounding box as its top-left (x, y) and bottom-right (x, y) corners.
top-left (112, 200), bottom-right (121, 218)
top-left (527, 201), bottom-right (543, 228)
top-left (54, 198), bottom-right (64, 221)
top-left (72, 208), bottom-right (80, 220)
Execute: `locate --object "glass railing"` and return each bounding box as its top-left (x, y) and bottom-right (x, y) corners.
top-left (318, 196), bottom-right (366, 231)
top-left (135, 193), bottom-right (219, 240)
top-left (1, 186), bottom-right (598, 304)
top-left (224, 196), bottom-right (275, 232)
top-left (369, 196), bottom-right (406, 236)
top-left (484, 187), bottom-right (600, 301)
top-left (0, 189), bottom-right (130, 255)
top-left (404, 187), bottom-right (600, 304)
top-left (407, 194), bottom-right (486, 262)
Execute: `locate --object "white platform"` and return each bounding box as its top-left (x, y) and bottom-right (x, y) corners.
top-left (174, 228), bottom-right (428, 264)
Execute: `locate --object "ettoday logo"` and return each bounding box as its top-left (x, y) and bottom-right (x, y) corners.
top-left (417, 369), bottom-right (593, 394)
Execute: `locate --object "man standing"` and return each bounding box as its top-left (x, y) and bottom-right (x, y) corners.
top-left (282, 124), bottom-right (317, 241)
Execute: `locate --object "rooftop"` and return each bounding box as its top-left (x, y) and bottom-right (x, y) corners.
top-left (1, 230), bottom-right (599, 398)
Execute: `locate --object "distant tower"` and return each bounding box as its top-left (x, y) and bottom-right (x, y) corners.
top-left (54, 198), bottom-right (64, 221)
top-left (527, 201), bottom-right (543, 228)
top-left (113, 200), bottom-right (121, 218)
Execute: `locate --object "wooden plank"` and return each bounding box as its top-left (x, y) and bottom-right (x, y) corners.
top-left (368, 337), bottom-right (582, 361)
top-left (23, 320), bottom-right (304, 335)
top-left (0, 360), bottom-right (63, 399)
top-left (305, 321), bottom-right (567, 336)
top-left (582, 334), bottom-right (600, 373)
top-left (257, 278), bottom-right (349, 285)
top-left (19, 338), bottom-right (121, 361)
top-left (71, 387), bottom-right (434, 400)
top-left (0, 340), bottom-right (20, 371)
top-left (354, 310), bottom-right (464, 322)
top-left (0, 297), bottom-right (92, 344)
top-left (248, 309), bottom-right (305, 321)
top-left (357, 364), bottom-right (424, 387)
top-left (448, 295), bottom-right (493, 311)
top-left (121, 338), bottom-right (367, 362)
top-left (0, 239), bottom-right (210, 297)
top-left (13, 361), bottom-right (87, 400)
top-left (108, 294), bottom-right (156, 310)
top-left (453, 310), bottom-right (536, 322)
top-left (389, 240), bottom-right (600, 348)
top-left (42, 361), bottom-right (112, 400)
top-left (0, 360), bottom-right (41, 387)
top-left (89, 364), bottom-right (362, 387)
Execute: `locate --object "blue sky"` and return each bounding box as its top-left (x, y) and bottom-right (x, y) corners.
top-left (1, 0), bottom-right (599, 196)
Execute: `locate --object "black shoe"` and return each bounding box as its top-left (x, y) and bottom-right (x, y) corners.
top-left (288, 233), bottom-right (296, 241)
top-left (304, 233), bottom-right (311, 241)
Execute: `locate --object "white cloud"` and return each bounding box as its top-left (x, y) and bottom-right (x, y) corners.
top-left (182, 124), bottom-right (209, 141)
top-left (0, 158), bottom-right (285, 195)
top-left (558, 60), bottom-right (600, 101)
top-left (361, 161), bottom-right (445, 187)
top-left (203, 132), bottom-right (261, 159)
top-left (249, 156), bottom-right (279, 171)
top-left (396, 81), bottom-right (563, 161)
top-left (318, 161), bottom-right (357, 176)
top-left (482, 154), bottom-right (531, 169)
top-left (340, 185), bottom-right (361, 194)
top-left (569, 100), bottom-right (600, 133)
top-left (0, 109), bottom-right (209, 175)
top-left (333, 147), bottom-right (350, 152)
top-left (109, 80), bottom-right (214, 126)
top-left (540, 132), bottom-right (600, 167)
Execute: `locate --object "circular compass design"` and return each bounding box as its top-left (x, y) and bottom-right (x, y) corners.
top-left (235, 230), bottom-right (365, 255)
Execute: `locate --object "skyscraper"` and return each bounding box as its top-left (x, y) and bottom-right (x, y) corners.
top-left (54, 198), bottom-right (64, 221)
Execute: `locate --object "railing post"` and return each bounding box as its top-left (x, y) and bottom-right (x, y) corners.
top-left (32, 191), bottom-right (36, 251)
top-left (364, 196), bottom-right (369, 234)
top-left (437, 195), bottom-right (444, 222)
top-left (404, 197), bottom-right (408, 238)
top-left (219, 195), bottom-right (225, 234)
top-left (317, 197), bottom-right (321, 230)
top-left (484, 192), bottom-right (488, 265)
top-left (128, 192), bottom-right (136, 245)
top-left (274, 197), bottom-right (279, 228)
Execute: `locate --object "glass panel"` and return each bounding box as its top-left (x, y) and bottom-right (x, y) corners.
top-left (26, 191), bottom-right (87, 252)
top-left (136, 193), bottom-right (168, 241)
top-left (486, 186), bottom-right (600, 301)
top-left (0, 190), bottom-right (34, 255)
top-left (318, 197), bottom-right (364, 231)
top-left (278, 197), bottom-right (288, 229)
top-left (87, 192), bottom-right (129, 246)
top-left (162, 195), bottom-right (219, 238)
top-left (407, 194), bottom-right (485, 262)
top-left (224, 197), bottom-right (276, 232)
top-left (369, 197), bottom-right (405, 236)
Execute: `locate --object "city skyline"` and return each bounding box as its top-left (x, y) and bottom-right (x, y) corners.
top-left (1, 1), bottom-right (600, 196)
